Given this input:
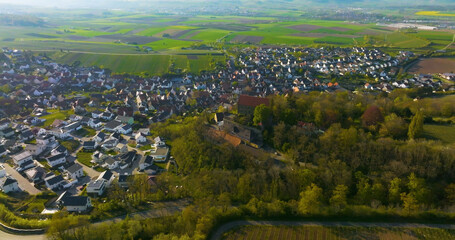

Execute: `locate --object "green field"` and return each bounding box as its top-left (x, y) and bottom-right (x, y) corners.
top-left (47, 51), bottom-right (225, 75)
top-left (2, 12), bottom-right (455, 74)
top-left (223, 225), bottom-right (455, 240)
top-left (423, 124), bottom-right (455, 144)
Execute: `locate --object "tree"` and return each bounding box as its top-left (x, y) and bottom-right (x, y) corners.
top-left (379, 114), bottom-right (408, 139)
top-left (330, 184), bottom-right (348, 211)
top-left (401, 192), bottom-right (419, 214)
top-left (445, 183), bottom-right (455, 206)
top-left (355, 172), bottom-right (372, 205)
top-left (253, 104), bottom-right (272, 127)
top-left (361, 105), bottom-right (384, 129)
top-left (408, 111), bottom-right (424, 140)
top-left (388, 177), bottom-right (402, 205)
top-left (298, 183), bottom-right (323, 214)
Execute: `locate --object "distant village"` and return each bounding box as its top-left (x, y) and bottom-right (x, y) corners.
top-left (0, 46), bottom-right (453, 213)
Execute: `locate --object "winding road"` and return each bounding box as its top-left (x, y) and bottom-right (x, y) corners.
top-left (209, 220), bottom-right (455, 240)
top-left (0, 199), bottom-right (189, 240)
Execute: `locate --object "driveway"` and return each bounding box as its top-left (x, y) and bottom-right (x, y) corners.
top-left (4, 164), bottom-right (41, 195)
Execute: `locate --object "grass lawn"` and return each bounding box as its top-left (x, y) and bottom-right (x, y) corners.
top-left (139, 144), bottom-right (152, 151)
top-left (40, 109), bottom-right (74, 127)
top-left (59, 140), bottom-right (81, 153)
top-left (423, 124), bottom-right (455, 144)
top-left (74, 126), bottom-right (97, 138)
top-left (76, 150), bottom-right (94, 167)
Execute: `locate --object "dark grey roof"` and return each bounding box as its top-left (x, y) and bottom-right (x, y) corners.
top-left (19, 159), bottom-right (34, 168)
top-left (0, 177), bottom-right (17, 187)
top-left (105, 120), bottom-right (122, 129)
top-left (0, 145), bottom-right (6, 154)
top-left (118, 174), bottom-right (129, 183)
top-left (21, 130), bottom-right (34, 138)
top-left (46, 175), bottom-right (64, 185)
top-left (66, 163), bottom-right (82, 174)
top-left (53, 145), bottom-right (67, 153)
top-left (96, 132), bottom-right (106, 139)
top-left (99, 170), bottom-right (113, 182)
top-left (47, 153), bottom-right (66, 162)
top-left (60, 195), bottom-right (90, 207)
top-left (83, 141), bottom-right (96, 147)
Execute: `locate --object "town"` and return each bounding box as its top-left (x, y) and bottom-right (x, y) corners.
top-left (0, 44), bottom-right (453, 214)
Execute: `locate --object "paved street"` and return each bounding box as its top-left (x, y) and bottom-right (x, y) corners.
top-left (3, 164), bottom-right (41, 195)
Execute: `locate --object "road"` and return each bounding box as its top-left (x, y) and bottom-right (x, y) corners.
top-left (0, 231), bottom-right (45, 240)
top-left (209, 220), bottom-right (455, 240)
top-left (3, 164), bottom-right (41, 195)
top-left (0, 199), bottom-right (189, 240)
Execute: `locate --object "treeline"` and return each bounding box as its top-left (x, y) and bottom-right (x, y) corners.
top-left (47, 90), bottom-right (455, 240)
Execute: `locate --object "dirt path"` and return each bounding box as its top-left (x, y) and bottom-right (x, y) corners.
top-left (209, 220), bottom-right (455, 240)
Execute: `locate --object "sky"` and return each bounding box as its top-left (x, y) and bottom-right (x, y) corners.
top-left (0, 0), bottom-right (451, 9)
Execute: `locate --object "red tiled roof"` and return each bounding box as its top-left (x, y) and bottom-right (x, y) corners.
top-left (238, 95), bottom-right (269, 107)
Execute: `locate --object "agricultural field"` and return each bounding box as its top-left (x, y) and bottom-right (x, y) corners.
top-left (222, 225), bottom-right (455, 240)
top-left (408, 58), bottom-right (455, 74)
top-left (416, 11), bottom-right (455, 17)
top-left (2, 11), bottom-right (455, 74)
top-left (47, 51), bottom-right (226, 75)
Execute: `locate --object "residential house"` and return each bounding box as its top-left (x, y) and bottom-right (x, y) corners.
top-left (97, 170), bottom-right (114, 187)
top-left (12, 151), bottom-right (33, 166)
top-left (118, 174), bottom-right (130, 188)
top-left (93, 132), bottom-right (106, 143)
top-left (57, 191), bottom-right (91, 212)
top-left (51, 145), bottom-right (68, 156)
top-left (150, 147), bottom-right (169, 162)
top-left (36, 134), bottom-right (55, 146)
top-left (47, 153), bottom-right (66, 167)
top-left (25, 167), bottom-right (46, 183)
top-left (0, 177), bottom-right (20, 193)
top-left (0, 164), bottom-right (6, 178)
top-left (115, 143), bottom-right (128, 153)
top-left (0, 145), bottom-right (7, 157)
top-left (154, 136), bottom-right (165, 147)
top-left (139, 155), bottom-right (154, 171)
top-left (115, 116), bottom-right (134, 125)
top-left (0, 119), bottom-right (10, 130)
top-left (102, 157), bottom-right (118, 170)
top-left (118, 151), bottom-right (137, 169)
top-left (104, 120), bottom-right (123, 132)
top-left (62, 122), bottom-right (82, 133)
top-left (17, 159), bottom-right (35, 172)
top-left (20, 130), bottom-right (34, 142)
top-left (86, 179), bottom-right (106, 197)
top-left (66, 163), bottom-right (84, 179)
top-left (88, 119), bottom-right (102, 129)
top-left (118, 124), bottom-right (132, 135)
top-left (45, 174), bottom-right (65, 190)
top-left (135, 132), bottom-right (147, 143)
top-left (0, 127), bottom-right (15, 138)
top-left (101, 138), bottom-right (118, 150)
top-left (82, 141), bottom-right (97, 150)
top-left (25, 144), bottom-right (46, 157)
